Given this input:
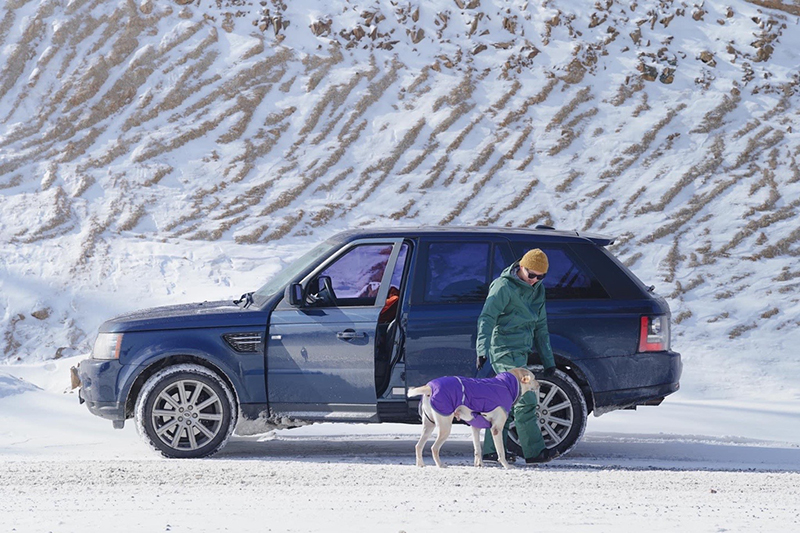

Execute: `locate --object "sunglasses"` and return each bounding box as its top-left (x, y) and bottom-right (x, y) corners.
top-left (523, 268), bottom-right (547, 281)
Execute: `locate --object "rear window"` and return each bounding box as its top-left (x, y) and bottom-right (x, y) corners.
top-left (512, 244), bottom-right (609, 299)
top-left (423, 242), bottom-right (505, 303)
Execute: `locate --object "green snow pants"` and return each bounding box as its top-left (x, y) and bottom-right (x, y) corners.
top-left (482, 353), bottom-right (546, 460)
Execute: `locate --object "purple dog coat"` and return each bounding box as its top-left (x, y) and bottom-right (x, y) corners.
top-left (428, 372), bottom-right (521, 429)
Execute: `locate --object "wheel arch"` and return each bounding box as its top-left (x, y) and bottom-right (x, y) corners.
top-left (124, 354), bottom-right (240, 419)
top-left (553, 353), bottom-right (595, 415)
top-left (527, 351), bottom-right (596, 415)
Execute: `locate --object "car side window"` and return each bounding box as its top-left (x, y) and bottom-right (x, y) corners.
top-left (424, 242), bottom-right (491, 303)
top-left (311, 244), bottom-right (394, 307)
top-left (513, 244), bottom-right (609, 299)
top-left (491, 243), bottom-right (509, 280)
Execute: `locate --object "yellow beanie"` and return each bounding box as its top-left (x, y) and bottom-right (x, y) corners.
top-left (519, 248), bottom-right (549, 273)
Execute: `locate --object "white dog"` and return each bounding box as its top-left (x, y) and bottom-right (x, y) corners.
top-left (407, 367), bottom-right (539, 469)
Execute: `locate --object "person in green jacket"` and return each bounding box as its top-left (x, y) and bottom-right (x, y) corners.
top-left (475, 248), bottom-right (560, 464)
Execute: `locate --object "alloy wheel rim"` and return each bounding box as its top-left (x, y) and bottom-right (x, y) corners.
top-left (510, 380), bottom-right (574, 448)
top-left (151, 379), bottom-right (224, 451)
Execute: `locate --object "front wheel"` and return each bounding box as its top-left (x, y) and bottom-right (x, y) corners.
top-left (135, 364), bottom-right (237, 458)
top-left (507, 368), bottom-right (588, 458)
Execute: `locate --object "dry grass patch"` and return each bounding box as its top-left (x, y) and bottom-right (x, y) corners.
top-left (608, 77), bottom-right (645, 107)
top-left (338, 59), bottom-right (398, 139)
top-left (440, 126), bottom-right (532, 224)
top-left (521, 211), bottom-right (554, 228)
top-left (432, 70), bottom-right (474, 113)
top-left (583, 199), bottom-right (615, 230)
top-left (491, 80), bottom-right (521, 113)
top-left (761, 308), bottom-right (779, 319)
top-left (669, 275), bottom-right (705, 298)
top-left (316, 167), bottom-right (354, 193)
top-left (637, 135), bottom-right (724, 215)
top-left (754, 226), bottom-right (800, 259)
top-left (691, 90), bottom-right (742, 134)
top-left (555, 170), bottom-right (582, 193)
top-left (390, 200), bottom-right (417, 220)
top-left (598, 105), bottom-right (687, 181)
top-left (499, 78), bottom-right (557, 128)
top-left (728, 323), bottom-right (757, 339)
top-left (546, 87), bottom-right (592, 132)
top-left (631, 93), bottom-right (650, 118)
top-left (350, 118), bottom-right (426, 205)
top-left (661, 238), bottom-right (684, 283)
top-left (262, 211), bottom-right (305, 243)
top-left (515, 153), bottom-right (534, 171)
top-left (623, 252), bottom-right (642, 267)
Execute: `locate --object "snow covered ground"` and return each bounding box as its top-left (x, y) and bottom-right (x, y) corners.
top-left (1, 358), bottom-right (799, 532)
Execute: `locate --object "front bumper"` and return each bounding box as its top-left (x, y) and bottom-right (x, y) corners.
top-left (77, 358), bottom-right (127, 421)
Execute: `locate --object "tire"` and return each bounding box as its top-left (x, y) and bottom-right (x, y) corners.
top-left (135, 364), bottom-right (237, 459)
top-left (507, 368), bottom-right (588, 458)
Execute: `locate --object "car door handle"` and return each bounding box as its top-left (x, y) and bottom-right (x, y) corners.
top-left (337, 329), bottom-right (366, 341)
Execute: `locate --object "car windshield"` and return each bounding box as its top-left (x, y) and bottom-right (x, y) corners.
top-left (252, 239), bottom-right (341, 306)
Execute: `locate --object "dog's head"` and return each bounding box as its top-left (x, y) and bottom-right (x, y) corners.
top-left (508, 367), bottom-right (540, 396)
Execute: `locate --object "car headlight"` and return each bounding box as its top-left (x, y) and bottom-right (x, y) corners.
top-left (92, 333), bottom-right (123, 360)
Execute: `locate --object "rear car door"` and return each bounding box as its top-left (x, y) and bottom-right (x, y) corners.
top-left (267, 238), bottom-right (405, 421)
top-left (403, 236), bottom-right (513, 387)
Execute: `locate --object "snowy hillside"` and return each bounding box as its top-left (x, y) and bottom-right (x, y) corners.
top-left (1, 0), bottom-right (800, 402)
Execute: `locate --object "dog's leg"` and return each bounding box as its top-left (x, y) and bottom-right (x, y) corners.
top-left (471, 426), bottom-right (483, 467)
top-left (484, 407), bottom-right (511, 469)
top-left (414, 396), bottom-right (436, 467)
top-left (430, 412), bottom-right (453, 468)
top-left (456, 407), bottom-right (483, 467)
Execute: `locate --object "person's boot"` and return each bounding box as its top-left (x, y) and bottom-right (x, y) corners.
top-left (482, 452), bottom-right (517, 463)
top-left (525, 447), bottom-right (560, 464)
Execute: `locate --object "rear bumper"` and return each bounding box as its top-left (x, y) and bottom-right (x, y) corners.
top-left (581, 349), bottom-right (682, 415)
top-left (77, 358), bottom-right (126, 421)
top-left (593, 381), bottom-right (680, 415)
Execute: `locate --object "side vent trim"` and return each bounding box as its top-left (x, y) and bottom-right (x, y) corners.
top-left (223, 333), bottom-right (263, 353)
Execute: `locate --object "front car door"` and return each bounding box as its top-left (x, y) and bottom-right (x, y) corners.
top-left (267, 238), bottom-right (405, 421)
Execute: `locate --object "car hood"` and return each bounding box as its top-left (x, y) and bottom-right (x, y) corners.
top-left (99, 300), bottom-right (267, 333)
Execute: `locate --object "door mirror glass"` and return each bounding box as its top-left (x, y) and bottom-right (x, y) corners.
top-left (287, 283), bottom-right (304, 307)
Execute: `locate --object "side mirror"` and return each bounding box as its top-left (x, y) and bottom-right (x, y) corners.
top-left (318, 276), bottom-right (334, 295)
top-left (287, 283), bottom-right (304, 307)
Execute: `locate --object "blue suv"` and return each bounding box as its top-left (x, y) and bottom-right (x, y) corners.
top-left (76, 226), bottom-right (682, 458)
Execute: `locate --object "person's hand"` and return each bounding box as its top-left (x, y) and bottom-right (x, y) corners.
top-left (477, 356), bottom-right (487, 369)
top-left (541, 366), bottom-right (557, 378)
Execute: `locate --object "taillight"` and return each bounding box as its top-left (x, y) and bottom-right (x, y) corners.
top-left (638, 316), bottom-right (670, 352)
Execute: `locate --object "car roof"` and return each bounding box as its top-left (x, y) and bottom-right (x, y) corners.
top-left (333, 226), bottom-right (615, 246)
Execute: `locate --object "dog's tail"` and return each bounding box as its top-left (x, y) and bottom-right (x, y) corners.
top-left (407, 385), bottom-right (432, 398)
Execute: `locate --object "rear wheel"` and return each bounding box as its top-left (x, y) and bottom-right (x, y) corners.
top-left (507, 368), bottom-right (587, 458)
top-left (135, 364), bottom-right (236, 458)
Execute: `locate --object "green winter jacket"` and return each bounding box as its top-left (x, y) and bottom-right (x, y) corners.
top-left (476, 262), bottom-right (555, 369)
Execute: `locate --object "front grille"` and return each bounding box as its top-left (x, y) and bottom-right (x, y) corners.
top-left (223, 333), bottom-right (263, 353)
